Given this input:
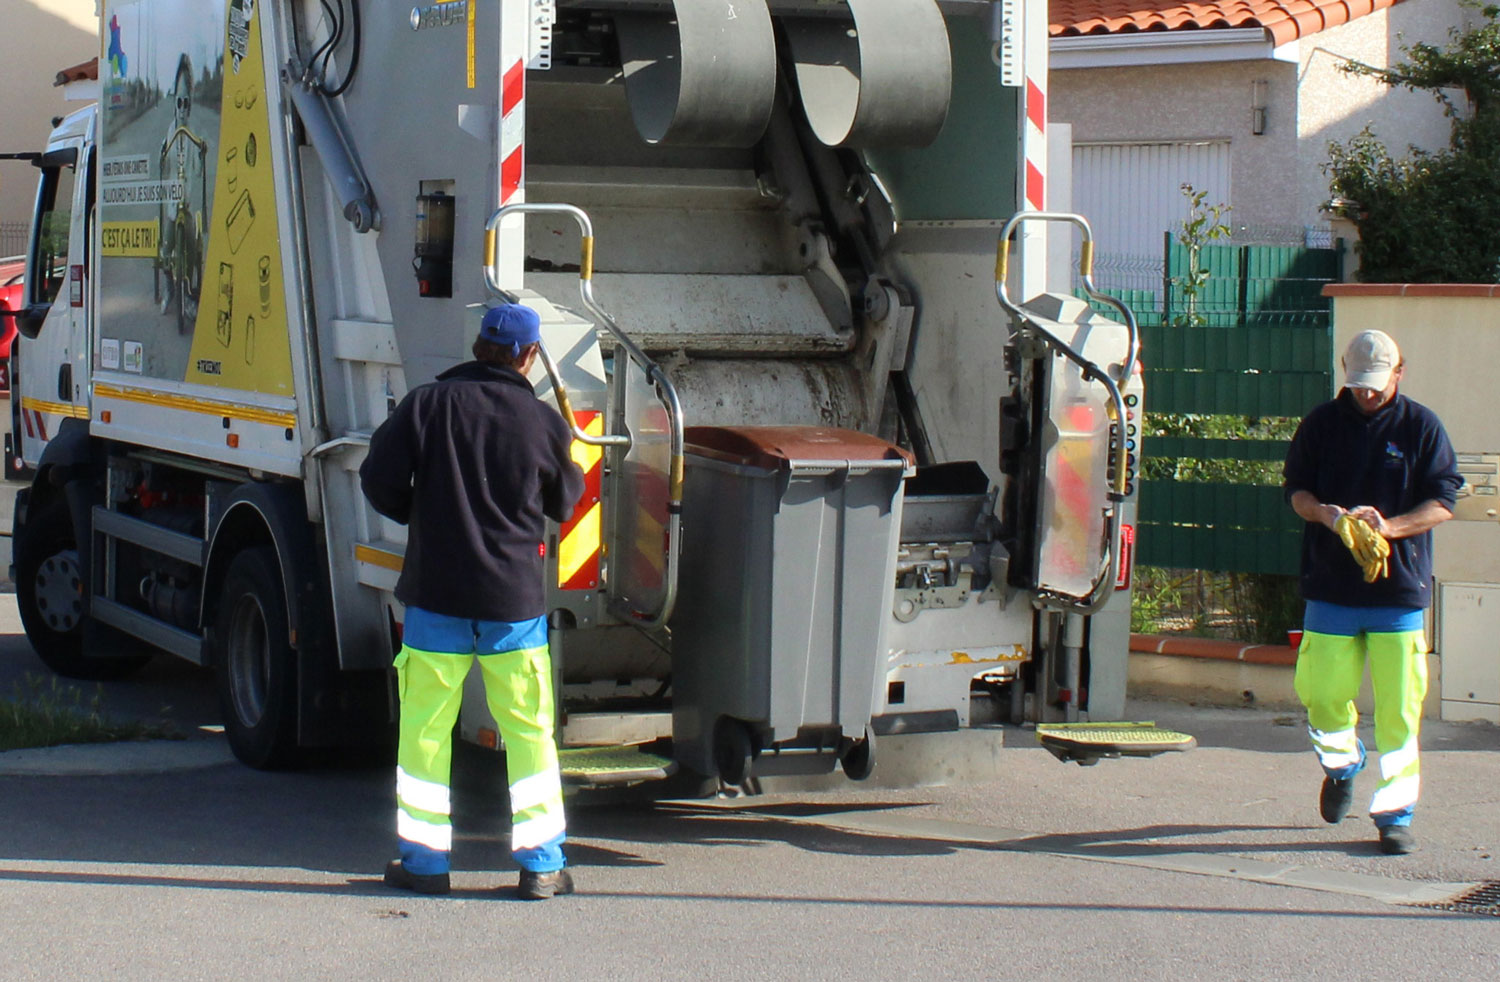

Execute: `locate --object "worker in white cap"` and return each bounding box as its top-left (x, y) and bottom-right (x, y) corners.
top-left (1283, 329), bottom-right (1461, 855)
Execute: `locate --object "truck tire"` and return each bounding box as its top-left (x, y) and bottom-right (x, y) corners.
top-left (15, 495), bottom-right (151, 681)
top-left (212, 546), bottom-right (301, 769)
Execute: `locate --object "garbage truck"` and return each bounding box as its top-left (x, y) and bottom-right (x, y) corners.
top-left (3, 0), bottom-right (1187, 780)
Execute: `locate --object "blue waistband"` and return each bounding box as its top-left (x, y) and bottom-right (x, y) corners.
top-left (1304, 600), bottom-right (1424, 636)
top-left (404, 606), bottom-right (549, 655)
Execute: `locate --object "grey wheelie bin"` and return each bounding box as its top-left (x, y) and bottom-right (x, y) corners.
top-left (670, 426), bottom-right (913, 784)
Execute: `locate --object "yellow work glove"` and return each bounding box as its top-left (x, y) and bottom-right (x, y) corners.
top-left (1334, 514), bottom-right (1390, 582)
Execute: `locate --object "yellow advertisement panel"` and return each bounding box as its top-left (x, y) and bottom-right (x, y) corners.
top-left (185, 1), bottom-right (293, 395)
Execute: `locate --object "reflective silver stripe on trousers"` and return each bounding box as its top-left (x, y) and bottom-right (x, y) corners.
top-left (397, 766), bottom-right (452, 816)
top-left (510, 812), bottom-right (566, 850)
top-left (397, 810), bottom-right (453, 852)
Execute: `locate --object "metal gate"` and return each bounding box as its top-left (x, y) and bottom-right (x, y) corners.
top-left (1095, 240), bottom-right (1343, 575)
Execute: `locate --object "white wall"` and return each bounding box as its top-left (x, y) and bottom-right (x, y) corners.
top-left (1051, 0), bottom-right (1463, 243)
top-left (0, 1), bottom-right (99, 242)
top-left (1295, 0), bottom-right (1466, 234)
top-left (1052, 58), bottom-right (1300, 235)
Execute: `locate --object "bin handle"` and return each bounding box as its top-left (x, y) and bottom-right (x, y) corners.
top-left (484, 202), bottom-right (683, 629)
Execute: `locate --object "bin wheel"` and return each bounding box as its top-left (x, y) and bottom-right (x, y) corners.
top-left (714, 718), bottom-right (756, 786)
top-left (840, 727), bottom-right (876, 781)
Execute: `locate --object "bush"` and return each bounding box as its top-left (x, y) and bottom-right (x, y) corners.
top-left (1325, 3), bottom-right (1500, 283)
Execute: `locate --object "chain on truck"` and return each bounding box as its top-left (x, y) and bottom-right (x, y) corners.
top-left (1, 0), bottom-right (1190, 781)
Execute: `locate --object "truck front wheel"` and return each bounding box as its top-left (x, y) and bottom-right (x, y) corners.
top-left (15, 495), bottom-right (151, 681)
top-left (212, 546), bottom-right (301, 769)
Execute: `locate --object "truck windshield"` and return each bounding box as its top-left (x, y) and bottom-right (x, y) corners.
top-left (29, 152), bottom-right (77, 307)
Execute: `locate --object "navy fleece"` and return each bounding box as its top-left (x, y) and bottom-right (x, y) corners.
top-left (1284, 389), bottom-right (1460, 609)
top-left (360, 361), bottom-right (585, 622)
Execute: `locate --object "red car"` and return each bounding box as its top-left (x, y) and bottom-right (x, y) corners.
top-left (0, 257), bottom-right (22, 394)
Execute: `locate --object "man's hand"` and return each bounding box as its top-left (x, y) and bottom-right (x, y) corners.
top-left (1291, 490), bottom-right (1345, 530)
top-left (1349, 505), bottom-right (1388, 536)
top-left (1352, 499), bottom-right (1453, 539)
top-left (1318, 503), bottom-right (1347, 530)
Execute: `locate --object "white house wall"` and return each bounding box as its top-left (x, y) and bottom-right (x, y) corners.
top-left (1053, 58), bottom-right (1300, 236)
top-left (1295, 0), bottom-right (1466, 231)
top-left (1072, 140), bottom-right (1232, 260)
top-left (1052, 0), bottom-right (1463, 245)
top-left (0, 1), bottom-right (99, 236)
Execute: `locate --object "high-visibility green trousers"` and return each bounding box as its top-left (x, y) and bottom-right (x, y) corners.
top-left (1293, 625), bottom-right (1427, 826)
top-left (394, 607), bottom-right (566, 875)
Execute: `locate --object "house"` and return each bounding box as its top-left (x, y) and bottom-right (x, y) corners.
top-left (1049, 0), bottom-right (1466, 284)
top-left (0, 1), bottom-right (99, 255)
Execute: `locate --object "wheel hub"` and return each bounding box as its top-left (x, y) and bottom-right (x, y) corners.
top-left (226, 593), bottom-right (271, 727)
top-left (34, 550), bottom-right (84, 633)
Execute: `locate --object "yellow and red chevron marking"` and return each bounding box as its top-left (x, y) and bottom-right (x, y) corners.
top-left (557, 410), bottom-right (603, 590)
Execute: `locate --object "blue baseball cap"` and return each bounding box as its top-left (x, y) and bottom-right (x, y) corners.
top-left (479, 303), bottom-right (541, 351)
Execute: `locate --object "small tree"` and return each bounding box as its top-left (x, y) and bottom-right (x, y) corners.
top-left (1171, 183), bottom-right (1233, 327)
top-left (1325, 3), bottom-right (1500, 282)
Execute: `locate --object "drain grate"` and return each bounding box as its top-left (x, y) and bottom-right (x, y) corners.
top-left (1413, 881), bottom-right (1500, 917)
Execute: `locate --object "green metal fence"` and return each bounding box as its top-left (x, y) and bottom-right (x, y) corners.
top-left (1105, 237), bottom-right (1342, 575)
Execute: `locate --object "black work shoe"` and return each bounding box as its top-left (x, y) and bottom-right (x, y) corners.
top-left (517, 868), bottom-right (575, 900)
top-left (1319, 776), bottom-right (1355, 824)
top-left (384, 860), bottom-right (451, 895)
top-left (1378, 826), bottom-right (1417, 855)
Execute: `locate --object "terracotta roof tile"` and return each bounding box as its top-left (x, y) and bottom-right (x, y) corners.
top-left (1051, 0), bottom-right (1404, 46)
top-left (53, 57), bottom-right (98, 87)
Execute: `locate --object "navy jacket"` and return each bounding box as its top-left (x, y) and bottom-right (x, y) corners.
top-left (359, 360), bottom-right (585, 623)
top-left (1284, 389), bottom-right (1460, 609)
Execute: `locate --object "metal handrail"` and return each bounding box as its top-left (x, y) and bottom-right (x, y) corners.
top-left (483, 201), bottom-right (684, 629)
top-left (994, 211), bottom-right (1138, 615)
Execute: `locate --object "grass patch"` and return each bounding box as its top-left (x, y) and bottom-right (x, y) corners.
top-left (0, 674), bottom-right (179, 752)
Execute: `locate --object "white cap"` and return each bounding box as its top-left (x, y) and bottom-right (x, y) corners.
top-left (1343, 329), bottom-right (1400, 391)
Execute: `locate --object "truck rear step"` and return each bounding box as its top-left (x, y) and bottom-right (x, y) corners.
top-left (559, 746), bottom-right (676, 788)
top-left (1035, 722), bottom-right (1196, 766)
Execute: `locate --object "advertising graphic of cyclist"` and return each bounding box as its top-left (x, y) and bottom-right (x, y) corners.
top-left (156, 53), bottom-right (208, 334)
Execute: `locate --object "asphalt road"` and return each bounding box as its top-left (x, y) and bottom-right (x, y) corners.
top-left (1, 596), bottom-right (1498, 980)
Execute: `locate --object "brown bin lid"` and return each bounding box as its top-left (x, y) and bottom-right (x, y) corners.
top-left (684, 425), bottom-right (914, 470)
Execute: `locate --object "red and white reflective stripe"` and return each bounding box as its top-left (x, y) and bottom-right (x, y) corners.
top-left (1022, 0), bottom-right (1047, 210)
top-left (1024, 77), bottom-right (1045, 210)
top-left (19, 408), bottom-right (48, 441)
top-left (500, 57), bottom-right (525, 205)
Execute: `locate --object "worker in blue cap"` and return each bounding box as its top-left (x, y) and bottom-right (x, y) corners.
top-left (360, 302), bottom-right (585, 898)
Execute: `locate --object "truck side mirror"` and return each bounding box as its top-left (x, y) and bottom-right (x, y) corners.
top-left (14, 302), bottom-right (51, 340)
